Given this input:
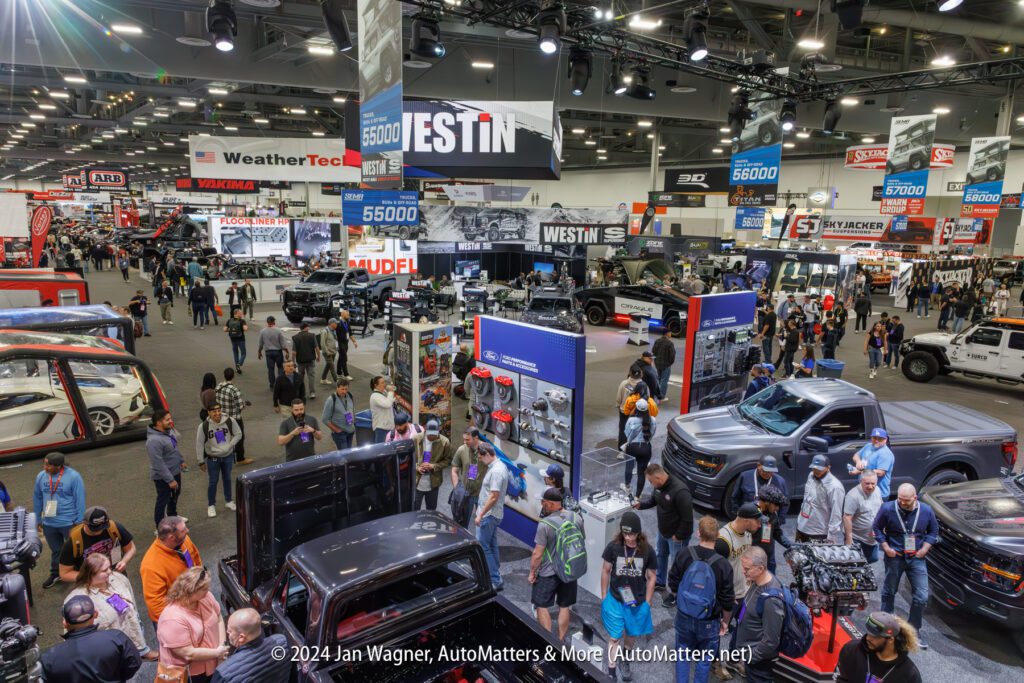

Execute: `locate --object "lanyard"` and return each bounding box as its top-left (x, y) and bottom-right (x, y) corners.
top-left (895, 504), bottom-right (921, 535)
top-left (866, 654), bottom-right (897, 681)
top-left (48, 468), bottom-right (64, 496)
top-left (623, 545), bottom-right (637, 569)
top-left (753, 473), bottom-right (771, 496)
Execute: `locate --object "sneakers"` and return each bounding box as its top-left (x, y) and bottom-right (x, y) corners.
top-left (43, 575), bottom-right (60, 590)
top-left (711, 662), bottom-right (733, 681)
top-left (168, 321), bottom-right (174, 325)
top-left (345, 375), bottom-right (354, 380)
top-left (225, 501), bottom-right (236, 511)
top-left (144, 333), bottom-right (151, 337)
top-left (619, 661), bottom-right (632, 682)
top-left (662, 593), bottom-right (677, 608)
top-left (235, 366), bottom-right (241, 374)
top-left (310, 393), bottom-right (317, 399)
top-left (207, 505), bottom-right (217, 518)
top-left (870, 369), bottom-right (877, 379)
top-left (162, 320), bottom-right (168, 325)
top-left (918, 640), bottom-right (929, 651)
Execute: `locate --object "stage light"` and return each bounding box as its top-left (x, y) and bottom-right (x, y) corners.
top-left (410, 17), bottom-right (445, 59)
top-left (609, 63), bottom-right (628, 95)
top-left (321, 0), bottom-right (353, 52)
top-left (626, 67), bottom-right (656, 100)
top-left (938, 0), bottom-right (963, 11)
top-left (822, 100), bottom-right (841, 135)
top-left (684, 6), bottom-right (710, 61)
top-left (537, 4), bottom-right (566, 55)
top-left (727, 91), bottom-right (750, 141)
top-left (207, 0), bottom-right (237, 52)
top-left (568, 48), bottom-right (592, 96)
top-left (780, 99), bottom-right (797, 132)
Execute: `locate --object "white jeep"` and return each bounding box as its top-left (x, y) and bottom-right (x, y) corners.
top-left (900, 318), bottom-right (1024, 384)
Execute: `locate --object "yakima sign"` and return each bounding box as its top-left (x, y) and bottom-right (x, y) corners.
top-left (188, 135), bottom-right (360, 183)
top-left (844, 143), bottom-right (954, 170)
top-left (176, 178), bottom-right (262, 194)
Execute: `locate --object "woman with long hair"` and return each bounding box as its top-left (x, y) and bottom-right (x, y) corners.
top-left (864, 321), bottom-right (887, 379)
top-left (623, 399), bottom-right (656, 497)
top-left (795, 345), bottom-right (816, 378)
top-left (156, 567), bottom-right (228, 683)
top-left (199, 372), bottom-right (217, 420)
top-left (600, 511), bottom-right (656, 682)
top-left (65, 553), bottom-right (157, 660)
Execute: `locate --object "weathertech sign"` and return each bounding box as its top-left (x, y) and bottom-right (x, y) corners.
top-left (188, 135), bottom-right (359, 183)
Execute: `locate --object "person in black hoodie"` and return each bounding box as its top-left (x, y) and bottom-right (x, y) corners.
top-left (752, 486), bottom-right (792, 574)
top-left (835, 611), bottom-right (922, 683)
top-left (883, 315), bottom-right (905, 369)
top-left (781, 319), bottom-right (801, 377)
top-left (853, 292), bottom-right (872, 332)
top-left (635, 464), bottom-right (693, 605)
top-left (272, 360), bottom-right (305, 411)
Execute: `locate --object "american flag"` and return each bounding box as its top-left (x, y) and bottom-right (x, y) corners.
top-left (194, 151), bottom-right (216, 163)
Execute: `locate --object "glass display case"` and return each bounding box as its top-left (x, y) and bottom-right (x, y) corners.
top-left (580, 447), bottom-right (636, 514)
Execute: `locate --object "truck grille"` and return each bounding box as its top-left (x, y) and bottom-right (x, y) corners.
top-left (665, 436), bottom-right (720, 475)
top-left (931, 524), bottom-right (980, 581)
top-left (287, 291), bottom-right (310, 303)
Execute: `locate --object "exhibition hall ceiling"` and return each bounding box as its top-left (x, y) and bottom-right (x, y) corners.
top-left (3, 0), bottom-right (1024, 179)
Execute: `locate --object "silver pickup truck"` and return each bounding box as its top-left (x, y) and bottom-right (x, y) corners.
top-left (663, 378), bottom-right (1018, 515)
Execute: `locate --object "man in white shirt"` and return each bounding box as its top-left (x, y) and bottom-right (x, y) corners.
top-left (474, 443), bottom-right (509, 591)
top-left (844, 470), bottom-right (883, 563)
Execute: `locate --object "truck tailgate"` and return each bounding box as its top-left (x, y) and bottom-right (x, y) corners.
top-left (882, 401), bottom-right (1016, 440)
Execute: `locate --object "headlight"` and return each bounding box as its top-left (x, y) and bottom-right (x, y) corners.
top-left (975, 554), bottom-right (1024, 594)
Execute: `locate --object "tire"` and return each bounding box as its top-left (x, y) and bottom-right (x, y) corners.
top-left (88, 407), bottom-right (118, 436)
top-left (285, 313), bottom-right (304, 324)
top-left (731, 141), bottom-right (740, 155)
top-left (666, 314), bottom-right (683, 336)
top-left (759, 124), bottom-right (777, 146)
top-left (378, 288), bottom-right (392, 311)
top-left (922, 468), bottom-right (969, 488)
top-left (585, 305), bottom-right (607, 326)
top-left (487, 227), bottom-right (500, 241)
top-left (901, 351), bottom-right (939, 383)
top-left (986, 168), bottom-right (998, 182)
top-left (885, 161), bottom-right (895, 175)
top-left (397, 226), bottom-right (411, 240)
top-left (517, 228), bottom-right (527, 239)
top-left (722, 476), bottom-right (742, 518)
top-left (910, 155), bottom-right (924, 171)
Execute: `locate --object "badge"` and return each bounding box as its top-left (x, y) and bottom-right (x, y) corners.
top-left (344, 412), bottom-right (353, 426)
top-left (300, 431), bottom-right (311, 443)
top-left (761, 523), bottom-right (772, 543)
top-left (467, 464), bottom-right (478, 480)
top-left (904, 534), bottom-right (917, 554)
top-left (618, 585), bottom-right (637, 607)
top-left (44, 500), bottom-right (58, 517)
top-left (214, 429), bottom-right (226, 444)
top-left (423, 451), bottom-right (431, 463)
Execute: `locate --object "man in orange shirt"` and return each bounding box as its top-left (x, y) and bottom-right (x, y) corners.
top-left (140, 516), bottom-right (202, 626)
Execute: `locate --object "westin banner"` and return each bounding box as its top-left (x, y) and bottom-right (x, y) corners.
top-left (880, 114), bottom-right (936, 215)
top-left (188, 136), bottom-right (359, 183)
top-left (960, 136), bottom-right (1010, 219)
top-left (358, 0), bottom-right (403, 189)
top-left (418, 205), bottom-right (626, 244)
top-left (728, 94), bottom-right (781, 207)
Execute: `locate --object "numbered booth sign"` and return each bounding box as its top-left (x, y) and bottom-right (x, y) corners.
top-left (342, 190), bottom-right (420, 226)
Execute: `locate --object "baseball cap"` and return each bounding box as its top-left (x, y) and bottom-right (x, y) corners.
top-left (738, 502), bottom-right (762, 520)
top-left (544, 463), bottom-right (565, 480)
top-left (810, 454), bottom-right (831, 471)
top-left (394, 412), bottom-right (410, 426)
top-left (63, 595), bottom-right (96, 625)
top-left (425, 419), bottom-right (440, 436)
top-left (641, 351), bottom-right (654, 358)
top-left (865, 612), bottom-right (900, 638)
top-left (84, 506), bottom-right (109, 532)
top-left (871, 428), bottom-right (889, 440)
top-left (328, 318), bottom-right (339, 325)
top-left (786, 293), bottom-right (796, 299)
top-left (620, 511), bottom-right (642, 534)
top-left (759, 455), bottom-right (779, 473)
top-left (542, 487), bottom-right (563, 503)
top-left (635, 399), bottom-right (649, 412)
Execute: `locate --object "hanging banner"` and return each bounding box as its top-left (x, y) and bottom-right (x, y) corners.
top-left (30, 206), bottom-right (53, 267)
top-left (649, 192), bottom-right (707, 208)
top-left (735, 207), bottom-right (768, 231)
top-left (787, 215), bottom-right (936, 243)
top-left (442, 185), bottom-right (531, 202)
top-left (880, 115), bottom-right (936, 215)
top-left (358, 0), bottom-right (403, 189)
top-left (62, 168), bottom-right (130, 192)
top-left (728, 94), bottom-right (781, 207)
top-left (663, 167), bottom-right (731, 194)
top-left (347, 226), bottom-right (418, 274)
top-left (341, 189), bottom-right (419, 226)
top-left (188, 135), bottom-right (359, 183)
top-left (960, 136), bottom-right (1010, 219)
top-left (417, 205), bottom-right (627, 244)
top-left (845, 143), bottom-right (954, 170)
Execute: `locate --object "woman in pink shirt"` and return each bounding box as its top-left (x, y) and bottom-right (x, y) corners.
top-left (156, 566), bottom-right (228, 683)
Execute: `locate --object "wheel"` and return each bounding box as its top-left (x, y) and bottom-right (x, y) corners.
top-left (885, 161), bottom-right (895, 175)
top-left (910, 155), bottom-right (925, 171)
top-left (722, 476), bottom-right (743, 518)
top-left (487, 227), bottom-right (500, 241)
top-left (922, 468), bottom-right (968, 488)
top-left (585, 305), bottom-right (607, 326)
top-left (517, 227), bottom-right (527, 239)
top-left (965, 174), bottom-right (976, 185)
top-left (901, 351), bottom-right (939, 383)
top-left (731, 141), bottom-right (740, 155)
top-left (378, 289), bottom-right (392, 311)
top-left (987, 168), bottom-right (999, 181)
top-left (88, 407), bottom-right (118, 436)
top-left (397, 226), bottom-right (411, 240)
top-left (666, 314), bottom-right (683, 336)
top-left (285, 313), bottom-right (304, 324)
top-left (759, 124), bottom-right (777, 146)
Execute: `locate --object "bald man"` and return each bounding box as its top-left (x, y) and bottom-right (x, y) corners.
top-left (211, 608), bottom-right (292, 683)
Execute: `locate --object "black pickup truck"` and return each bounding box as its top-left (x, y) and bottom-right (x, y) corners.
top-left (219, 443), bottom-right (608, 683)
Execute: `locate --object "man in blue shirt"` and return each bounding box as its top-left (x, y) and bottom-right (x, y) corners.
top-left (872, 483), bottom-right (939, 649)
top-left (32, 452), bottom-right (86, 589)
top-left (852, 427), bottom-right (895, 499)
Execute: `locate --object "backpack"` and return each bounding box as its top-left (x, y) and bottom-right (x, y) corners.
top-left (755, 586), bottom-right (814, 659)
top-left (541, 511), bottom-right (587, 583)
top-left (69, 521), bottom-right (121, 560)
top-left (676, 547), bottom-right (721, 620)
top-left (202, 418), bottom-right (235, 444)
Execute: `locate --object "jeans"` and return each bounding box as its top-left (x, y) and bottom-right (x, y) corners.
top-left (336, 345), bottom-right (349, 376)
top-left (230, 339), bottom-right (247, 367)
top-left (867, 348), bottom-right (883, 370)
top-left (134, 314), bottom-right (149, 336)
top-left (657, 366), bottom-right (672, 401)
top-left (330, 431), bottom-right (353, 451)
top-left (674, 613), bottom-right (720, 683)
top-left (476, 515), bottom-right (503, 589)
top-left (264, 350), bottom-right (284, 388)
top-left (952, 315), bottom-right (966, 333)
top-left (42, 524), bottom-right (73, 578)
top-left (858, 541), bottom-right (879, 564)
top-left (374, 427), bottom-right (390, 444)
top-left (154, 475), bottom-right (181, 527)
top-left (297, 362), bottom-right (317, 395)
top-left (656, 532), bottom-right (685, 588)
top-left (205, 456), bottom-right (233, 506)
top-left (413, 487), bottom-right (440, 511)
top-left (881, 554), bottom-right (929, 630)
top-left (321, 354), bottom-right (339, 384)
top-left (884, 344), bottom-right (901, 368)
top-left (192, 303), bottom-right (207, 326)
top-left (761, 336), bottom-right (773, 364)
top-left (782, 350), bottom-right (795, 377)
top-left (916, 298), bottom-right (929, 317)
top-left (121, 267), bottom-right (130, 281)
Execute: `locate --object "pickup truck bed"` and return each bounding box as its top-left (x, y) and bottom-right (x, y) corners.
top-left (881, 401), bottom-right (1016, 441)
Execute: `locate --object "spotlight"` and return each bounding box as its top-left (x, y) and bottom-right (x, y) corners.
top-left (938, 0), bottom-right (963, 11)
top-left (537, 3), bottom-right (566, 55)
top-left (321, 0), bottom-right (353, 52)
top-left (780, 99), bottom-right (797, 132)
top-left (727, 91), bottom-right (750, 141)
top-left (830, 0), bottom-right (866, 30)
top-left (567, 48), bottom-right (592, 96)
top-left (410, 17), bottom-right (445, 59)
top-left (207, 0), bottom-right (237, 52)
top-left (822, 100), bottom-right (841, 135)
top-left (626, 67), bottom-right (656, 100)
top-left (683, 6), bottom-right (710, 62)
top-left (609, 63), bottom-right (628, 95)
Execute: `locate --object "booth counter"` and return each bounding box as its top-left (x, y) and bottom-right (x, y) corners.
top-left (207, 277), bottom-right (302, 305)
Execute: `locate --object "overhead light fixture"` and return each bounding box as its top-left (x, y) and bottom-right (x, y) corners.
top-left (153, 112), bottom-right (170, 117)
top-left (537, 2), bottom-right (566, 55)
top-left (21, 122), bottom-right (36, 128)
top-left (163, 141), bottom-right (175, 146)
top-left (637, 119), bottom-right (653, 128)
top-left (658, 145), bottom-right (666, 151)
top-left (224, 125), bottom-right (238, 131)
top-left (727, 91), bottom-right (750, 140)
top-left (9, 134), bottom-right (24, 140)
top-left (931, 54), bottom-right (956, 67)
top-left (410, 16), bottom-right (445, 59)
top-left (178, 99), bottom-right (197, 108)
top-left (37, 103), bottom-right (57, 110)
top-left (472, 61), bottom-right (495, 69)
top-left (584, 139), bottom-right (597, 146)
top-left (179, 137), bottom-right (189, 142)
top-left (312, 131), bottom-right (326, 136)
top-left (114, 128), bottom-right (128, 133)
top-left (646, 133), bottom-right (655, 139)
top-left (207, 0), bottom-right (238, 52)
top-left (332, 96), bottom-right (347, 103)
top-left (719, 137), bottom-right (731, 144)
top-left (571, 127), bottom-right (585, 134)
top-left (780, 99), bottom-right (797, 132)
top-left (862, 136), bottom-right (876, 143)
top-left (783, 142), bottom-right (796, 148)
top-left (711, 147), bottom-right (723, 153)
top-left (111, 23), bottom-right (144, 34)
top-left (291, 107), bottom-right (307, 115)
top-left (798, 38), bottom-right (825, 50)
top-left (628, 16), bottom-right (663, 31)
top-left (796, 130), bottom-right (810, 139)
top-left (28, 114), bottom-right (45, 120)
top-left (932, 106), bottom-right (950, 114)
top-left (321, 0), bottom-right (354, 52)
top-left (49, 91), bottom-right (70, 99)
top-left (308, 45), bottom-right (334, 56)
top-left (719, 126), bottom-right (730, 133)
top-left (63, 74), bottom-right (87, 83)
top-left (626, 67), bottom-right (656, 100)
top-left (609, 62), bottom-right (628, 95)
top-left (208, 87), bottom-right (229, 95)
top-left (840, 97), bottom-right (858, 106)
top-left (822, 100), bottom-right (841, 135)
top-left (146, 145), bottom-right (158, 150)
top-left (938, 0), bottom-right (963, 11)
top-left (253, 117), bottom-right (270, 124)
top-left (567, 47), bottom-right (591, 96)
top-left (597, 155), bottom-right (608, 160)
top-left (683, 6), bottom-right (710, 61)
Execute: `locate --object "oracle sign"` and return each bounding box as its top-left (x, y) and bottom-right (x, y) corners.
top-left (844, 144), bottom-right (955, 170)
